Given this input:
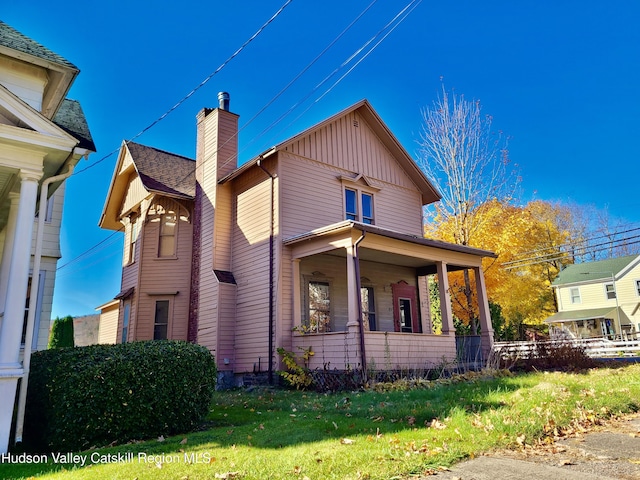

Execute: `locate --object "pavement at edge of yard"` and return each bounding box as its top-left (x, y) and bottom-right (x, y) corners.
top-left (430, 413), bottom-right (640, 480)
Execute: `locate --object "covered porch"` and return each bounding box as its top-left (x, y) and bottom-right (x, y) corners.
top-left (284, 221), bottom-right (496, 373)
top-left (546, 307), bottom-right (634, 340)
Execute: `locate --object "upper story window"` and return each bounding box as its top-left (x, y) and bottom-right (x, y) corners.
top-left (158, 212), bottom-right (176, 257)
top-left (344, 188), bottom-right (374, 224)
top-left (127, 214), bottom-right (140, 264)
top-left (604, 282), bottom-right (616, 300)
top-left (636, 280), bottom-right (640, 296)
top-left (570, 287), bottom-right (581, 304)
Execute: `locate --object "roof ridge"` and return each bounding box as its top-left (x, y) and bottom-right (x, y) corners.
top-left (126, 141), bottom-right (194, 162)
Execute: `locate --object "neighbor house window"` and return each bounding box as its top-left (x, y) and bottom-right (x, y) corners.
top-left (570, 287), bottom-right (581, 304)
top-left (344, 188), bottom-right (374, 224)
top-left (308, 281), bottom-right (331, 333)
top-left (361, 286), bottom-right (376, 331)
top-left (121, 301), bottom-right (131, 343)
top-left (604, 283), bottom-right (616, 300)
top-left (636, 280), bottom-right (640, 296)
top-left (154, 300), bottom-right (170, 340)
top-left (158, 212), bottom-right (176, 257)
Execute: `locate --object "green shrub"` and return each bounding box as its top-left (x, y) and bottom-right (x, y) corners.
top-left (24, 340), bottom-right (216, 452)
top-left (47, 315), bottom-right (74, 349)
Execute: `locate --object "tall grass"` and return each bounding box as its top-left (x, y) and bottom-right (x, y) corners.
top-left (3, 364), bottom-right (640, 480)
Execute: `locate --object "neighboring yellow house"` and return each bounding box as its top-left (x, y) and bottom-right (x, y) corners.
top-left (0, 22), bottom-right (95, 452)
top-left (545, 255), bottom-right (640, 340)
top-left (99, 93), bottom-right (496, 387)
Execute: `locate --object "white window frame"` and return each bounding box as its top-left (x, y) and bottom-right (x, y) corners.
top-left (121, 300), bottom-right (131, 343)
top-left (153, 298), bottom-right (172, 340)
top-left (604, 282), bottom-right (616, 300)
top-left (304, 278), bottom-right (332, 333)
top-left (343, 187), bottom-right (376, 224)
top-left (570, 287), bottom-right (581, 304)
top-left (361, 285), bottom-right (376, 331)
top-left (158, 211), bottom-right (177, 258)
top-left (635, 279), bottom-right (640, 297)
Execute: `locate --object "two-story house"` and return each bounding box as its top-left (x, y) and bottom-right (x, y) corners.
top-left (545, 255), bottom-right (640, 340)
top-left (0, 22), bottom-right (95, 452)
top-left (99, 93), bottom-right (495, 387)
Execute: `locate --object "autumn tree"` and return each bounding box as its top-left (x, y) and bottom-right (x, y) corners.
top-left (418, 85), bottom-right (519, 333)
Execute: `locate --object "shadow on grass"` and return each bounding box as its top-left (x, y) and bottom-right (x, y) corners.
top-left (1, 374), bottom-right (530, 479)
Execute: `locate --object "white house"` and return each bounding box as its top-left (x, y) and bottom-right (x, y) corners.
top-left (0, 21), bottom-right (95, 453)
top-left (545, 255), bottom-right (640, 340)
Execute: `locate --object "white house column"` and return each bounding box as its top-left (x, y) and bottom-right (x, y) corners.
top-left (474, 266), bottom-right (494, 358)
top-left (0, 192), bottom-right (20, 322)
top-left (345, 244), bottom-right (358, 328)
top-left (436, 261), bottom-right (455, 335)
top-left (0, 170), bottom-right (41, 454)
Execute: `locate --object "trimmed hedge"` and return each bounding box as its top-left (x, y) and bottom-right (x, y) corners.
top-left (24, 340), bottom-right (216, 452)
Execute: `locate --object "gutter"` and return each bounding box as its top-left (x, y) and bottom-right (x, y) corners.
top-left (257, 158), bottom-right (275, 385)
top-left (353, 230), bottom-right (367, 381)
top-left (14, 145), bottom-right (80, 444)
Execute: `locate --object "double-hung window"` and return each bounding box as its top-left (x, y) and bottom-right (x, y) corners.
top-left (307, 281), bottom-right (331, 333)
top-left (604, 282), bottom-right (616, 300)
top-left (158, 212), bottom-right (176, 257)
top-left (361, 286), bottom-right (376, 331)
top-left (570, 287), bottom-right (581, 304)
top-left (344, 188), bottom-right (374, 224)
top-left (154, 300), bottom-right (170, 340)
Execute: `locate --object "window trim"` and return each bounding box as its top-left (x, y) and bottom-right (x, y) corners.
top-left (127, 214), bottom-right (140, 265)
top-left (569, 287), bottom-right (581, 304)
top-left (361, 285), bottom-right (376, 331)
top-left (153, 298), bottom-right (172, 340)
top-left (343, 186), bottom-right (376, 224)
top-left (158, 211), bottom-right (177, 258)
top-left (604, 282), bottom-right (616, 300)
top-left (303, 277), bottom-right (332, 333)
top-left (635, 279), bottom-right (640, 297)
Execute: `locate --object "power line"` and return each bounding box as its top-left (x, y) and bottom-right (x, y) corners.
top-left (71, 0), bottom-right (295, 177)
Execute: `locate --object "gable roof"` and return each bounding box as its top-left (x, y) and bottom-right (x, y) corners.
top-left (99, 142), bottom-right (195, 230)
top-left (0, 21), bottom-right (77, 69)
top-left (0, 21), bottom-right (78, 119)
top-left (52, 99), bottom-right (96, 151)
top-left (553, 255), bottom-right (639, 286)
top-left (220, 100), bottom-right (442, 205)
top-left (126, 142), bottom-right (195, 198)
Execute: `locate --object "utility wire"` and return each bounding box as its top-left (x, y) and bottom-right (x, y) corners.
top-left (71, 0), bottom-right (294, 177)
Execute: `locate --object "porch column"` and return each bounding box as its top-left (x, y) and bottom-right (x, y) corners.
top-left (0, 193), bottom-right (20, 321)
top-left (345, 245), bottom-right (358, 328)
top-left (474, 266), bottom-right (494, 359)
top-left (292, 258), bottom-right (301, 327)
top-left (436, 261), bottom-right (455, 335)
top-left (0, 170), bottom-right (41, 454)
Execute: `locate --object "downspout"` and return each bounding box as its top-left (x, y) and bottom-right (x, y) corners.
top-left (14, 147), bottom-right (80, 444)
top-left (257, 158), bottom-right (275, 384)
top-left (353, 230), bottom-right (367, 381)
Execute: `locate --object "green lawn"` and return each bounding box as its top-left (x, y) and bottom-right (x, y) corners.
top-left (3, 364), bottom-right (640, 480)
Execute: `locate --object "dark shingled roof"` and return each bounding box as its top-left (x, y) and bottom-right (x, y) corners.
top-left (0, 21), bottom-right (78, 70)
top-left (126, 142), bottom-right (195, 199)
top-left (53, 99), bottom-right (96, 151)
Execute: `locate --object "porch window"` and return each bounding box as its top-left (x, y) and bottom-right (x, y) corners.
top-left (308, 281), bottom-right (331, 333)
top-left (121, 301), bottom-right (131, 343)
top-left (344, 188), bottom-right (374, 224)
top-left (154, 300), bottom-right (170, 339)
top-left (570, 287), bottom-right (581, 304)
top-left (399, 298), bottom-right (413, 332)
top-left (604, 283), bottom-right (616, 300)
top-left (361, 286), bottom-right (376, 331)
top-left (158, 212), bottom-right (176, 257)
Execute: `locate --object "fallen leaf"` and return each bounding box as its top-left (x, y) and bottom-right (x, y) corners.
top-left (180, 437), bottom-right (188, 445)
top-left (157, 435), bottom-right (165, 442)
top-left (340, 438), bottom-right (355, 444)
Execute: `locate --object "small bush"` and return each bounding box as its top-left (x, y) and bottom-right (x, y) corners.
top-left (24, 340), bottom-right (216, 452)
top-left (47, 315), bottom-right (74, 349)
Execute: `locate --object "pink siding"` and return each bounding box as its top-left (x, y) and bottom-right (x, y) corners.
top-left (232, 166), bottom-right (273, 373)
top-left (135, 198), bottom-right (193, 341)
top-left (293, 331), bottom-right (456, 371)
top-left (217, 282), bottom-right (237, 371)
top-left (279, 151), bottom-right (423, 238)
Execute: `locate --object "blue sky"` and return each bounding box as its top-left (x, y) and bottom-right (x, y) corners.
top-left (4, 1), bottom-right (640, 318)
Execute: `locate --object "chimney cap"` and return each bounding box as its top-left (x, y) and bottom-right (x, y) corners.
top-left (218, 92), bottom-right (230, 110)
